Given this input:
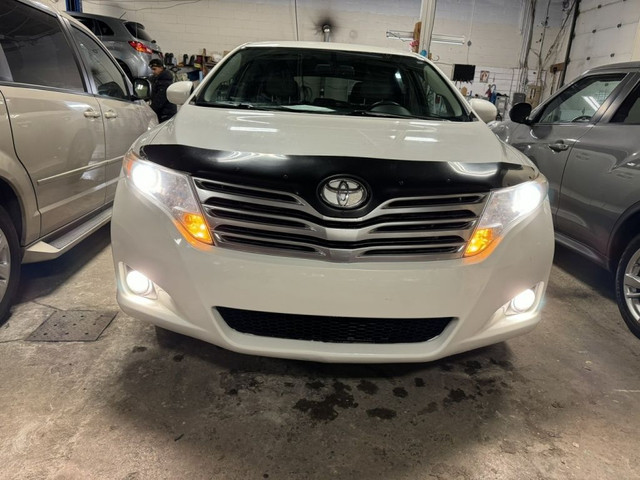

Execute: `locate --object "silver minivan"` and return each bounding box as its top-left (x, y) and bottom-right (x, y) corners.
top-left (0, 0), bottom-right (157, 323)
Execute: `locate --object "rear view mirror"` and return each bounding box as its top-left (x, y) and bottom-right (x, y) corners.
top-left (132, 78), bottom-right (151, 100)
top-left (167, 81), bottom-right (194, 105)
top-left (469, 98), bottom-right (498, 123)
top-left (509, 102), bottom-right (532, 124)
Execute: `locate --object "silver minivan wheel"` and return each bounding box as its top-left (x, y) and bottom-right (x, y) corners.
top-left (0, 205), bottom-right (20, 325)
top-left (616, 235), bottom-right (640, 339)
top-left (0, 228), bottom-right (11, 299)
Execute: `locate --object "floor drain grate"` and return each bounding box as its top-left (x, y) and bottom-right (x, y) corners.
top-left (27, 310), bottom-right (117, 342)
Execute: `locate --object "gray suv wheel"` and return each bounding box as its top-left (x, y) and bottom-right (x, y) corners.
top-left (616, 234), bottom-right (640, 339)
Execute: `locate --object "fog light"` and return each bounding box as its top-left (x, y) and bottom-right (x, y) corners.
top-left (511, 288), bottom-right (536, 313)
top-left (126, 269), bottom-right (153, 296)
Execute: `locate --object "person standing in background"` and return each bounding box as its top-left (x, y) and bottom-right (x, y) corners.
top-left (148, 59), bottom-right (177, 123)
top-left (490, 84), bottom-right (498, 104)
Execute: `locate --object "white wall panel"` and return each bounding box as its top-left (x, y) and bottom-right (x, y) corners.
top-left (566, 0), bottom-right (640, 82)
top-left (431, 0), bottom-right (568, 104)
top-left (72, 0), bottom-right (422, 59)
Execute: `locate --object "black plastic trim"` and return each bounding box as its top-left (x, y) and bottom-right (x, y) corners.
top-left (141, 144), bottom-right (537, 218)
top-left (217, 307), bottom-right (453, 344)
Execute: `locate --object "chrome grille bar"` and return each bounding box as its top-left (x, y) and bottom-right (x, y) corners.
top-left (194, 178), bottom-right (488, 262)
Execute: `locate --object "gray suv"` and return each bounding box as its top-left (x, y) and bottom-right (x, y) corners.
top-left (68, 11), bottom-right (163, 79)
top-left (490, 62), bottom-right (640, 339)
top-left (0, 0), bottom-right (157, 323)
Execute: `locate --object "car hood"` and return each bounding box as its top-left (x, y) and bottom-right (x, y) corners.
top-left (147, 106), bottom-right (531, 167)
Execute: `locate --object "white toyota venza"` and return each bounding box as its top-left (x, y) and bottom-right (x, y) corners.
top-left (112, 42), bottom-right (554, 363)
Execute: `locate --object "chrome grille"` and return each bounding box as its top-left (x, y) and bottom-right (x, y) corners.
top-left (193, 178), bottom-right (488, 262)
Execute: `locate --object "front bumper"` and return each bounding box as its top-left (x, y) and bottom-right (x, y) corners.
top-left (111, 179), bottom-right (554, 363)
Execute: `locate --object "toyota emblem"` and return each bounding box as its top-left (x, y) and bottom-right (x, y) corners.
top-left (320, 177), bottom-right (368, 209)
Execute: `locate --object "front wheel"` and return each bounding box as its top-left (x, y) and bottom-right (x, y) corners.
top-left (0, 205), bottom-right (20, 325)
top-left (615, 234), bottom-right (640, 338)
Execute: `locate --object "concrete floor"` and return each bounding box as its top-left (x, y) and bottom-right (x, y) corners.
top-left (1, 225), bottom-right (639, 480)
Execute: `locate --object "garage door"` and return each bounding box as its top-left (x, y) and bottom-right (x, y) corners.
top-left (565, 0), bottom-right (640, 83)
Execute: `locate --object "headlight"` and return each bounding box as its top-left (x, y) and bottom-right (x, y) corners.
top-left (464, 176), bottom-right (547, 257)
top-left (123, 150), bottom-right (212, 245)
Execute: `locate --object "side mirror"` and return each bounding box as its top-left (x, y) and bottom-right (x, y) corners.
top-left (469, 98), bottom-right (498, 123)
top-left (132, 78), bottom-right (151, 100)
top-left (509, 102), bottom-right (533, 124)
top-left (167, 81), bottom-right (194, 105)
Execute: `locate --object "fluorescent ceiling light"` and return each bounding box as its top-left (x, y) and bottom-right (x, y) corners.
top-left (431, 34), bottom-right (465, 45)
top-left (386, 30), bottom-right (414, 41)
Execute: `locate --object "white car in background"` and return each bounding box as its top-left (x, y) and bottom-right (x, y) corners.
top-left (111, 41), bottom-right (554, 363)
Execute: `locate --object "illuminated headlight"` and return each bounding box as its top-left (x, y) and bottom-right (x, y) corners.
top-left (465, 176), bottom-right (547, 257)
top-left (123, 150), bottom-right (212, 244)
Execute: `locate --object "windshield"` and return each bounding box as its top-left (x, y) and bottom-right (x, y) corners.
top-left (195, 47), bottom-right (471, 121)
top-left (124, 22), bottom-right (153, 42)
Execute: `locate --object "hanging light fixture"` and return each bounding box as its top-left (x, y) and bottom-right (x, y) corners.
top-left (322, 24), bottom-right (331, 42)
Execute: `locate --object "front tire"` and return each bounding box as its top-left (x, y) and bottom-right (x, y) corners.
top-left (0, 205), bottom-right (20, 325)
top-left (615, 234), bottom-right (640, 339)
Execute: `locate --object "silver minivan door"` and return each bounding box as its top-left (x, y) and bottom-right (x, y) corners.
top-left (1, 2), bottom-right (107, 236)
top-left (508, 73), bottom-right (627, 216)
top-left (69, 26), bottom-right (153, 203)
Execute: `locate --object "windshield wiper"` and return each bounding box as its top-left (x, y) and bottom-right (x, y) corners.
top-left (348, 110), bottom-right (414, 119)
top-left (196, 102), bottom-right (309, 111)
top-left (348, 110), bottom-right (447, 120)
top-left (195, 101), bottom-right (280, 110)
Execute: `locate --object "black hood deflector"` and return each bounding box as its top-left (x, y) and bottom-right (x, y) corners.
top-left (141, 144), bottom-right (538, 218)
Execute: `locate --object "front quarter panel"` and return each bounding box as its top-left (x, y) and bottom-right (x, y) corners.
top-left (488, 119), bottom-right (525, 144)
top-left (0, 90), bottom-right (40, 246)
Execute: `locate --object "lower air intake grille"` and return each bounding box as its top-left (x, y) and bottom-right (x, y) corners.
top-left (217, 307), bottom-right (453, 344)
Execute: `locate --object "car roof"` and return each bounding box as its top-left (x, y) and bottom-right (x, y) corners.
top-left (584, 61), bottom-right (640, 74)
top-left (239, 41), bottom-right (424, 60)
top-left (67, 10), bottom-right (127, 24)
top-left (16, 1), bottom-right (107, 39)
top-left (18, 0), bottom-right (58, 15)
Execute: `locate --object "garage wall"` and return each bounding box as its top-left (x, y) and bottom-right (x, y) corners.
top-left (69, 0), bottom-right (422, 58)
top-left (431, 0), bottom-right (526, 69)
top-left (565, 0), bottom-right (640, 83)
top-left (63, 0), bottom-right (573, 104)
top-left (431, 0), bottom-right (568, 103)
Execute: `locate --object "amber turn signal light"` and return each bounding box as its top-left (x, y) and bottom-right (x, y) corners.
top-left (464, 228), bottom-right (494, 257)
top-left (182, 213), bottom-right (212, 244)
